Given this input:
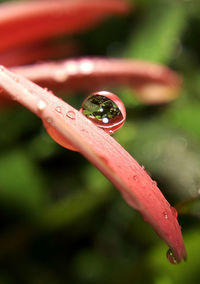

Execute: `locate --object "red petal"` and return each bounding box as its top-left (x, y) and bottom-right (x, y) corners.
top-left (11, 57), bottom-right (181, 104)
top-left (0, 66), bottom-right (186, 262)
top-left (0, 41), bottom-right (79, 67)
top-left (0, 0), bottom-right (130, 52)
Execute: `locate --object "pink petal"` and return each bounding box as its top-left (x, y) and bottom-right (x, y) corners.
top-left (0, 0), bottom-right (130, 52)
top-left (0, 41), bottom-right (79, 67)
top-left (0, 66), bottom-right (186, 262)
top-left (11, 57), bottom-right (181, 104)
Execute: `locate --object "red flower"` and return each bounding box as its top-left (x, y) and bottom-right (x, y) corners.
top-left (0, 0), bottom-right (186, 263)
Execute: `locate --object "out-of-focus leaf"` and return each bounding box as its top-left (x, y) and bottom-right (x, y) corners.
top-left (125, 1), bottom-right (186, 63)
top-left (0, 149), bottom-right (47, 217)
top-left (40, 186), bottom-right (113, 231)
top-left (176, 196), bottom-right (200, 218)
top-left (128, 121), bottom-right (200, 200)
top-left (167, 100), bottom-right (200, 140)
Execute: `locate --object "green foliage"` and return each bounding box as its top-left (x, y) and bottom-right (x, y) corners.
top-left (0, 0), bottom-right (200, 283)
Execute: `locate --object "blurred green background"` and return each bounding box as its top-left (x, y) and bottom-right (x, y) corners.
top-left (0, 0), bottom-right (200, 283)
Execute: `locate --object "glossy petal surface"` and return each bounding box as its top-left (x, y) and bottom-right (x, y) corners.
top-left (0, 66), bottom-right (186, 262)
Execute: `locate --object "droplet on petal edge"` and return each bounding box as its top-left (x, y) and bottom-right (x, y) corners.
top-left (80, 91), bottom-right (126, 134)
top-left (152, 180), bottom-right (157, 186)
top-left (166, 249), bottom-right (178, 264)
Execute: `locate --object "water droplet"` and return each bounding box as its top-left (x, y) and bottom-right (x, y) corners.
top-left (66, 110), bottom-right (76, 120)
top-left (152, 181), bottom-right (157, 186)
top-left (54, 70), bottom-right (68, 82)
top-left (55, 106), bottom-right (62, 113)
top-left (80, 91), bottom-right (126, 134)
top-left (133, 175), bottom-right (138, 181)
top-left (46, 117), bottom-right (53, 125)
top-left (65, 61), bottom-right (78, 75)
top-left (79, 60), bottom-right (94, 74)
top-left (170, 206), bottom-right (178, 218)
top-left (163, 211), bottom-right (168, 219)
top-left (166, 249), bottom-right (178, 264)
top-left (37, 100), bottom-right (46, 111)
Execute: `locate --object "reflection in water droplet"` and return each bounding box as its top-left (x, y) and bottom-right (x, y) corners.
top-left (55, 106), bottom-right (62, 113)
top-left (80, 91), bottom-right (126, 134)
top-left (66, 110), bottom-right (76, 120)
top-left (167, 249), bottom-right (178, 264)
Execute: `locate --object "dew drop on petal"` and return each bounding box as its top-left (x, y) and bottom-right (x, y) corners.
top-left (133, 175), bottom-right (138, 181)
top-left (163, 211), bottom-right (168, 219)
top-left (66, 110), bottom-right (76, 120)
top-left (37, 100), bottom-right (46, 111)
top-left (80, 91), bottom-right (126, 134)
top-left (166, 249), bottom-right (178, 264)
top-left (152, 180), bottom-right (157, 186)
top-left (55, 106), bottom-right (62, 113)
top-left (46, 117), bottom-right (53, 125)
top-left (170, 206), bottom-right (178, 218)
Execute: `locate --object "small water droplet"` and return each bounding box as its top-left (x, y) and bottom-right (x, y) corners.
top-left (163, 211), bottom-right (168, 219)
top-left (65, 61), bottom-right (78, 75)
top-left (142, 165), bottom-right (145, 170)
top-left (170, 206), bottom-right (178, 218)
top-left (166, 249), bottom-right (178, 264)
top-left (133, 175), bottom-right (138, 181)
top-left (37, 100), bottom-right (46, 111)
top-left (152, 180), bottom-right (157, 186)
top-left (80, 91), bottom-right (125, 134)
top-left (55, 106), bottom-right (62, 113)
top-left (46, 117), bottom-right (53, 125)
top-left (66, 110), bottom-right (76, 120)
top-left (79, 60), bottom-right (94, 74)
top-left (54, 70), bottom-right (68, 82)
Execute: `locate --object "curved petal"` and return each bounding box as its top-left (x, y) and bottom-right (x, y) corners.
top-left (0, 41), bottom-right (79, 67)
top-left (11, 57), bottom-right (181, 104)
top-left (0, 66), bottom-right (186, 262)
top-left (0, 0), bottom-right (130, 52)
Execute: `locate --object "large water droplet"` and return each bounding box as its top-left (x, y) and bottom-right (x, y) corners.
top-left (166, 249), bottom-right (178, 264)
top-left (80, 91), bottom-right (126, 134)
